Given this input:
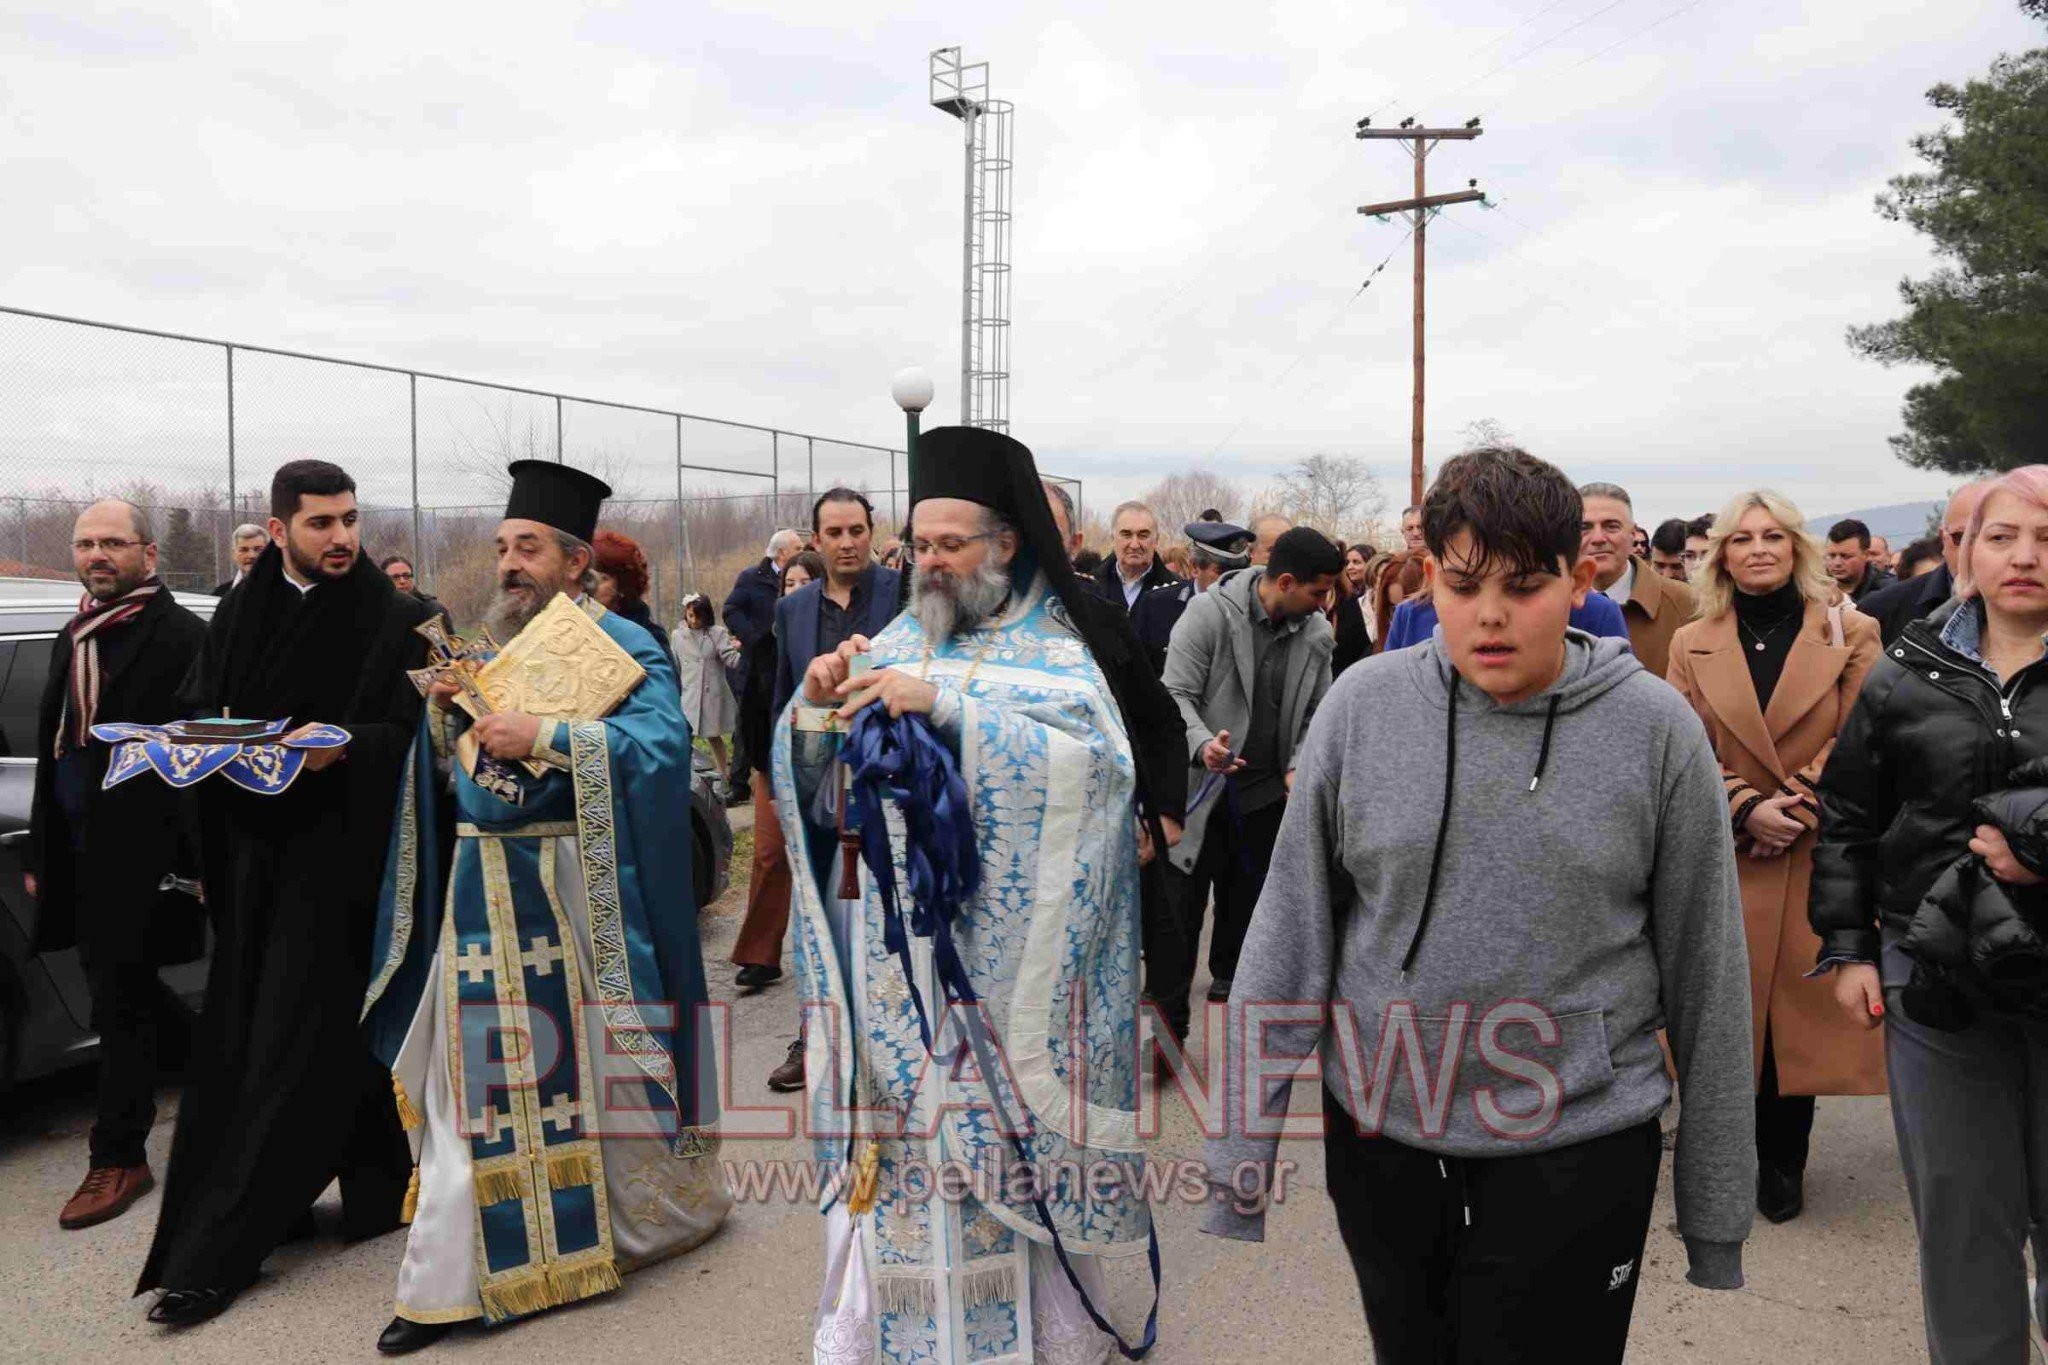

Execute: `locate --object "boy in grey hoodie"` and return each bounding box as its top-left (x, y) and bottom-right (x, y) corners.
top-left (1200, 447), bottom-right (1755, 1364)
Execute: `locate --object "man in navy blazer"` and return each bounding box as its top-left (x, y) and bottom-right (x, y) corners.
top-left (758, 489), bottom-right (900, 1076)
top-left (772, 487), bottom-right (902, 724)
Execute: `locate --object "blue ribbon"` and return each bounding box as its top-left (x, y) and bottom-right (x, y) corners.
top-left (841, 704), bottom-right (1160, 1360)
top-left (842, 706), bottom-right (982, 1053)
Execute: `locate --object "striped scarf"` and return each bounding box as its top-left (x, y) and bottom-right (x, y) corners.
top-left (56, 577), bottom-right (162, 757)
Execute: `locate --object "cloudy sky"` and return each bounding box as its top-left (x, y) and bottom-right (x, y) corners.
top-left (4, 0), bottom-right (2041, 528)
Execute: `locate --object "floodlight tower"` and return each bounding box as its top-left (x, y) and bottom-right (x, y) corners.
top-left (929, 46), bottom-right (1012, 432)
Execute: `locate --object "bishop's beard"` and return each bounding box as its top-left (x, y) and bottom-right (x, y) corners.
top-left (482, 567), bottom-right (563, 640)
top-left (911, 556), bottom-right (1010, 642)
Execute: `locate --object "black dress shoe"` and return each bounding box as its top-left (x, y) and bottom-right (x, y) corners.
top-left (147, 1286), bottom-right (239, 1327)
top-left (1206, 977), bottom-right (1233, 1004)
top-left (735, 963), bottom-right (783, 991)
top-left (377, 1317), bottom-right (453, 1356)
top-left (280, 1209), bottom-right (317, 1244)
top-left (1758, 1163), bottom-right (1805, 1223)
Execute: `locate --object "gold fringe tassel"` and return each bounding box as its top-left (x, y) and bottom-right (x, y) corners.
top-left (393, 1076), bottom-right (423, 1131)
top-left (845, 1141), bottom-right (882, 1215)
top-left (400, 1165), bottom-right (421, 1224)
top-left (479, 1271), bottom-right (554, 1324)
top-left (546, 1149), bottom-right (596, 1190)
top-left (473, 1166), bottom-right (525, 1207)
top-left (546, 1258), bottom-right (622, 1307)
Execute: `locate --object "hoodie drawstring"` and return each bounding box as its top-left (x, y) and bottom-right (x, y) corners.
top-left (1399, 679), bottom-right (1458, 979)
top-left (1529, 694), bottom-right (1562, 792)
top-left (1399, 678), bottom-right (1566, 979)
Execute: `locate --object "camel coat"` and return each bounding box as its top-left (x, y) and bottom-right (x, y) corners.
top-left (1620, 557), bottom-right (1697, 682)
top-left (1666, 597), bottom-right (1887, 1096)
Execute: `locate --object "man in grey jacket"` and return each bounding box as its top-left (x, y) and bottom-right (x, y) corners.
top-left (1200, 448), bottom-right (1755, 1365)
top-left (1155, 526), bottom-right (1340, 1041)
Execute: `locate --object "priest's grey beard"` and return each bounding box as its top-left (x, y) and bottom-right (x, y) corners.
top-left (482, 566), bottom-right (562, 640)
top-left (912, 556), bottom-right (1010, 641)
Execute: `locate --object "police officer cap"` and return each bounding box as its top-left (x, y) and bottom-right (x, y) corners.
top-left (1185, 521), bottom-right (1254, 556)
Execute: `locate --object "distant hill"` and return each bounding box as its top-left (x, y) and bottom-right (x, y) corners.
top-left (1811, 500), bottom-right (1944, 545)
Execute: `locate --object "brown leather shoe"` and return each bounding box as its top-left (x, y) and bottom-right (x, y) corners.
top-left (767, 1037), bottom-right (805, 1093)
top-left (59, 1164), bottom-right (155, 1230)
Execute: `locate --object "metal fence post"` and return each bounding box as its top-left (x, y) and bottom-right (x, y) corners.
top-left (225, 344), bottom-right (237, 519)
top-left (555, 395), bottom-right (564, 463)
top-left (770, 430), bottom-right (780, 529)
top-left (410, 372), bottom-right (422, 567)
top-left (675, 414), bottom-right (694, 606)
top-left (806, 437), bottom-right (815, 510)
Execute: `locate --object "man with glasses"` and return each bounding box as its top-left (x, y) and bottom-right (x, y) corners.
top-left (779, 427), bottom-right (1159, 1362)
top-left (210, 523), bottom-right (269, 596)
top-left (1859, 481), bottom-right (1990, 646)
top-left (24, 501), bottom-right (206, 1232)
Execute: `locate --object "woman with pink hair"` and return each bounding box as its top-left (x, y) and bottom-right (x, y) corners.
top-left (1811, 464), bottom-right (2048, 1360)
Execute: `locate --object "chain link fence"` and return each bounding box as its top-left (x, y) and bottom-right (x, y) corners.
top-left (0, 305), bottom-right (1081, 630)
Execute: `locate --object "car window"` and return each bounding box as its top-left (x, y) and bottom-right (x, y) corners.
top-left (0, 637), bottom-right (48, 759)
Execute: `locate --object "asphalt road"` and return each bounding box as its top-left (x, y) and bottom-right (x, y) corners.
top-left (0, 870), bottom-right (1949, 1364)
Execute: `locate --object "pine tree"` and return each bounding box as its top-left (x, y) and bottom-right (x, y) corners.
top-left (1849, 2), bottom-right (2048, 473)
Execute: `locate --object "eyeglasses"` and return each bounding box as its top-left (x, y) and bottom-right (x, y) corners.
top-left (1681, 550), bottom-right (1706, 563)
top-left (910, 533), bottom-right (994, 557)
top-left (73, 537), bottom-right (143, 554)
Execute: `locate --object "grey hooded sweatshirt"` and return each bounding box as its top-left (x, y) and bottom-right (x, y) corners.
top-left (1200, 629), bottom-right (1756, 1288)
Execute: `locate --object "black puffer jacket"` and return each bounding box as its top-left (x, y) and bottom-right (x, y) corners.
top-left (1811, 599), bottom-right (2048, 965)
top-left (1897, 757), bottom-right (2048, 1029)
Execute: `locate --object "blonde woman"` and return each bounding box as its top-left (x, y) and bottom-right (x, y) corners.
top-left (1665, 490), bottom-right (1884, 1224)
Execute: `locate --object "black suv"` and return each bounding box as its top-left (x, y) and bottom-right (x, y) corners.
top-left (0, 578), bottom-right (730, 1089)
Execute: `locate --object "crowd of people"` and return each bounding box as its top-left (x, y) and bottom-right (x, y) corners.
top-left (19, 435), bottom-right (2048, 1365)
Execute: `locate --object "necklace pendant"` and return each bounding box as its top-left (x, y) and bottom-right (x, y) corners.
top-left (1754, 641), bottom-right (1766, 652)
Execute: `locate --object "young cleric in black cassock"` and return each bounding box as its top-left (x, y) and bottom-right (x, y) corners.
top-left (137, 538), bottom-right (432, 1309)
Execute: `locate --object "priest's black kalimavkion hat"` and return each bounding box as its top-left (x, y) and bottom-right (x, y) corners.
top-left (504, 459), bottom-right (612, 544)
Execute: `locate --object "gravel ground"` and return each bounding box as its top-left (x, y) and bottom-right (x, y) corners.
top-left (0, 873), bottom-right (1954, 1364)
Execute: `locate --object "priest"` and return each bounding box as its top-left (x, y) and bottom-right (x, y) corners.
top-left (775, 427), bottom-right (1157, 1365)
top-left (140, 460), bottom-right (432, 1326)
top-left (362, 460), bottom-right (730, 1355)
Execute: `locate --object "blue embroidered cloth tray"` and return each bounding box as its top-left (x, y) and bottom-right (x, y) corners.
top-left (91, 719), bottom-right (350, 795)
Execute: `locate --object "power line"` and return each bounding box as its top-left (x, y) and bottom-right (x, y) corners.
top-left (1425, 209), bottom-right (1600, 320)
top-left (1480, 0), bottom-right (1715, 119)
top-left (1420, 0), bottom-right (1639, 115)
top-left (1365, 0), bottom-right (1579, 120)
top-left (1200, 221), bottom-right (1423, 461)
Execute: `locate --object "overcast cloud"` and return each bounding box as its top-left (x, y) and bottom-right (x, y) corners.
top-left (3, 0), bottom-right (2041, 527)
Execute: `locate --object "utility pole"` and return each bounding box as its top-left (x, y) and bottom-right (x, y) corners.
top-left (1356, 116), bottom-right (1486, 505)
